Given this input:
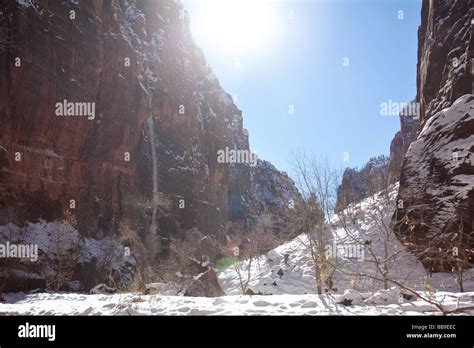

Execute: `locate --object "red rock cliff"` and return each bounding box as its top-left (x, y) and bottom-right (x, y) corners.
top-left (0, 0), bottom-right (300, 291)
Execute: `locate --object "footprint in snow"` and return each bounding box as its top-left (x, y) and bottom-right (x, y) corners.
top-left (212, 298), bottom-right (228, 306)
top-left (307, 310), bottom-right (319, 315)
top-left (253, 300), bottom-right (271, 307)
top-left (301, 301), bottom-right (318, 308)
top-left (82, 307), bottom-right (94, 315)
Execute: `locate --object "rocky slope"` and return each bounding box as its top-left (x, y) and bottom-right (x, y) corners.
top-left (0, 0), bottom-right (299, 292)
top-left (392, 0), bottom-right (473, 271)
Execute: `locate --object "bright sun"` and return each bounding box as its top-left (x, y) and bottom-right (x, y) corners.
top-left (190, 0), bottom-right (277, 57)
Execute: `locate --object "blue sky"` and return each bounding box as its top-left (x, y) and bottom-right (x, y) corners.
top-left (182, 0), bottom-right (421, 176)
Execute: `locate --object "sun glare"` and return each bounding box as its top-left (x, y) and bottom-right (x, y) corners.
top-left (190, 0), bottom-right (277, 57)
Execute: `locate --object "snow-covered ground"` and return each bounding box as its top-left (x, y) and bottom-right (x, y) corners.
top-left (1, 290), bottom-right (474, 315)
top-left (1, 184), bottom-right (473, 315)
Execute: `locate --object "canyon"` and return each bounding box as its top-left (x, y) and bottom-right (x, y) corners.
top-left (0, 0), bottom-right (472, 295)
top-left (335, 0), bottom-right (473, 272)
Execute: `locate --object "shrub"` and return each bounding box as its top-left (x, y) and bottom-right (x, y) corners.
top-left (215, 256), bottom-right (238, 270)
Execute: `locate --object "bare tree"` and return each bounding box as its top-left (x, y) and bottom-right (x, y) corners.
top-left (230, 224), bottom-right (273, 294)
top-left (391, 188), bottom-right (474, 293)
top-left (233, 251), bottom-right (253, 294)
top-left (446, 224), bottom-right (474, 293)
top-left (333, 162), bottom-right (421, 292)
top-left (289, 151), bottom-right (340, 294)
top-left (336, 189), bottom-right (405, 290)
top-left (401, 204), bottom-right (474, 293)
top-left (48, 223), bottom-right (78, 291)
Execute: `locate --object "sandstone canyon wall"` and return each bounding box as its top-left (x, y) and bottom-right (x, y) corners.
top-left (392, 0), bottom-right (473, 271)
top-left (0, 0), bottom-right (300, 292)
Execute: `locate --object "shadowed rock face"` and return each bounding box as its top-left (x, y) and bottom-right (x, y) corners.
top-left (392, 0), bottom-right (473, 271)
top-left (0, 0), bottom-right (300, 291)
top-left (416, 0), bottom-right (473, 126)
top-left (388, 0), bottom-right (473, 186)
top-left (392, 95), bottom-right (474, 271)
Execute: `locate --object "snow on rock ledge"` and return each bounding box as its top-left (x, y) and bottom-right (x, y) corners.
top-left (0, 221), bottom-right (136, 292)
top-left (393, 94), bottom-right (474, 271)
